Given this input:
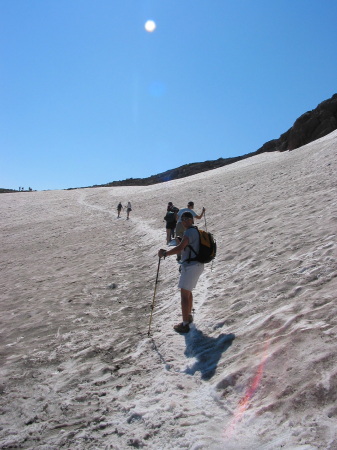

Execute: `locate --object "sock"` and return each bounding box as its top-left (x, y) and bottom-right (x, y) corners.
top-left (183, 321), bottom-right (189, 326)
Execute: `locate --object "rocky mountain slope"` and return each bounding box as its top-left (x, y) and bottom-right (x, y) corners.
top-left (256, 93), bottom-right (337, 154)
top-left (99, 93), bottom-right (337, 187)
top-left (1, 94), bottom-right (336, 193)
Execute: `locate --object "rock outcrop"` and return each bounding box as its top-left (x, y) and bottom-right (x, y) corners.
top-left (256, 93), bottom-right (337, 154)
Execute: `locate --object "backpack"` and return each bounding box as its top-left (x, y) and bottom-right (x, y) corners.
top-left (187, 226), bottom-right (216, 264)
top-left (164, 211), bottom-right (176, 224)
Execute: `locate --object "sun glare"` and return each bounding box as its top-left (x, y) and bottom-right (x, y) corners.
top-left (145, 20), bottom-right (156, 33)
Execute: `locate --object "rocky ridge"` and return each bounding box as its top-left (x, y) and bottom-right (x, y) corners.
top-left (256, 93), bottom-right (337, 154)
top-left (98, 93), bottom-right (337, 188)
top-left (1, 93), bottom-right (336, 193)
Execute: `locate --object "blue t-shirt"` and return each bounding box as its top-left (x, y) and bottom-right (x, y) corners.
top-left (177, 208), bottom-right (197, 223)
top-left (181, 227), bottom-right (200, 265)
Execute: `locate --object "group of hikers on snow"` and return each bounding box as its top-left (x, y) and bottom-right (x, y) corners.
top-left (164, 201), bottom-right (205, 245)
top-left (116, 198), bottom-right (214, 335)
top-left (159, 201), bottom-right (212, 335)
top-left (117, 201), bottom-right (132, 219)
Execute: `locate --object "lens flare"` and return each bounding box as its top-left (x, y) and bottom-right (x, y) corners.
top-left (224, 339), bottom-right (270, 439)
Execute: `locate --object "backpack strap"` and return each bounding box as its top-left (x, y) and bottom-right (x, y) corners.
top-left (186, 226), bottom-right (199, 263)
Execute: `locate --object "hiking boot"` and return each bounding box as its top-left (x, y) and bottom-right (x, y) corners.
top-left (188, 314), bottom-right (193, 324)
top-left (173, 322), bottom-right (190, 333)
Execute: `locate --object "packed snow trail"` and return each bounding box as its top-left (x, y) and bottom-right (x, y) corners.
top-left (0, 131), bottom-right (337, 448)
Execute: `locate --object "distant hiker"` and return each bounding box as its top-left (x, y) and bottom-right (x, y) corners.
top-left (117, 202), bottom-right (123, 218)
top-left (158, 211), bottom-right (204, 333)
top-left (126, 201), bottom-right (132, 220)
top-left (164, 202), bottom-right (179, 244)
top-left (175, 201), bottom-right (205, 239)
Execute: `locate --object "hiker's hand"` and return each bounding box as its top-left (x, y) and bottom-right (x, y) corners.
top-left (202, 207), bottom-right (206, 212)
top-left (158, 249), bottom-right (166, 258)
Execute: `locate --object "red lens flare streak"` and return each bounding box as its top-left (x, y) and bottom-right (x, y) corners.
top-left (224, 339), bottom-right (270, 439)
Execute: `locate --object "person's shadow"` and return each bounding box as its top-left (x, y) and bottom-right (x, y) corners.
top-left (183, 328), bottom-right (235, 380)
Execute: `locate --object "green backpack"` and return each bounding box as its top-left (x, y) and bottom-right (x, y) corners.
top-left (164, 211), bottom-right (176, 224)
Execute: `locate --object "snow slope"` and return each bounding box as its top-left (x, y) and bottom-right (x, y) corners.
top-left (1, 130), bottom-right (337, 449)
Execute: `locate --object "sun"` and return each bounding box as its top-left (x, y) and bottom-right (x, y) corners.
top-left (145, 20), bottom-right (156, 33)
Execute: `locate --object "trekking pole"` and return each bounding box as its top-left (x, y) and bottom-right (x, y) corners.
top-left (147, 257), bottom-right (161, 337)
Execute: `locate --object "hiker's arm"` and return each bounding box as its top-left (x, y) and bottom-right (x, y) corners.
top-left (195, 207), bottom-right (205, 220)
top-left (158, 235), bottom-right (189, 258)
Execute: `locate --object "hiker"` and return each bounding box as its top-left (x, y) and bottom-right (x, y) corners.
top-left (164, 202), bottom-right (179, 244)
top-left (158, 211), bottom-right (204, 334)
top-left (117, 202), bottom-right (123, 218)
top-left (126, 201), bottom-right (132, 220)
top-left (175, 201), bottom-right (205, 239)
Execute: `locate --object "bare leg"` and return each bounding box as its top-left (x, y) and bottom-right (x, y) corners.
top-left (180, 288), bottom-right (193, 322)
top-left (166, 229), bottom-right (171, 244)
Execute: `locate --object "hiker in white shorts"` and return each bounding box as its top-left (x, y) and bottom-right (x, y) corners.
top-left (158, 211), bottom-right (204, 333)
top-left (126, 201), bottom-right (132, 220)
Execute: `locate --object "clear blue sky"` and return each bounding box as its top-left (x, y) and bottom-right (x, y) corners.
top-left (1, 1), bottom-right (336, 191)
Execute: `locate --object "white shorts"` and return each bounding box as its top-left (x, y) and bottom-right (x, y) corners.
top-left (178, 263), bottom-right (204, 291)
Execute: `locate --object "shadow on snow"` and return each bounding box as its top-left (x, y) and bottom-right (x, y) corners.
top-left (184, 328), bottom-right (235, 380)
